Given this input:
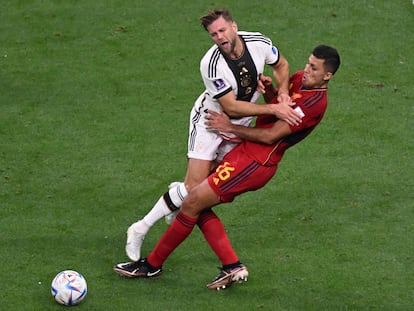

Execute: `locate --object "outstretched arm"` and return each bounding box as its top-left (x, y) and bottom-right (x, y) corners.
top-left (218, 88), bottom-right (302, 126)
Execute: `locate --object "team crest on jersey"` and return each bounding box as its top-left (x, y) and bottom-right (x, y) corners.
top-left (213, 79), bottom-right (226, 91)
top-left (240, 67), bottom-right (251, 88)
top-left (291, 92), bottom-right (302, 100)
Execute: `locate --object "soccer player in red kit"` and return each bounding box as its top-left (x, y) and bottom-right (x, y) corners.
top-left (114, 45), bottom-right (341, 290)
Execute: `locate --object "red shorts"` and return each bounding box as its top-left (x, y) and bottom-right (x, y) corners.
top-left (208, 149), bottom-right (278, 203)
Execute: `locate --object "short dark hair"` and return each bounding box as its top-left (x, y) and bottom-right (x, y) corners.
top-left (312, 45), bottom-right (341, 75)
top-left (200, 8), bottom-right (233, 31)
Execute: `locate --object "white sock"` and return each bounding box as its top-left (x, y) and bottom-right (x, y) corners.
top-left (142, 183), bottom-right (188, 227)
top-left (142, 196), bottom-right (171, 227)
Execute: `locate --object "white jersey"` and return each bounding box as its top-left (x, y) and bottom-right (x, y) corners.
top-left (188, 31), bottom-right (281, 161)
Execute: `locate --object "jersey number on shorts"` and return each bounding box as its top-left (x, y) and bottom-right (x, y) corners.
top-left (213, 162), bottom-right (235, 185)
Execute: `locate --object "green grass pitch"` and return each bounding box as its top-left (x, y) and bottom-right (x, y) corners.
top-left (1, 0), bottom-right (413, 310)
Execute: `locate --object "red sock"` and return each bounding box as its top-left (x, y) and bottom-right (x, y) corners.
top-left (197, 209), bottom-right (239, 266)
top-left (147, 212), bottom-right (197, 267)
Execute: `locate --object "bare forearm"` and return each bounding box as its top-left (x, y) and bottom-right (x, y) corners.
top-left (226, 121), bottom-right (293, 145)
top-left (272, 55), bottom-right (290, 95)
top-left (227, 123), bottom-right (276, 144)
top-left (206, 110), bottom-right (292, 145)
top-left (223, 101), bottom-right (274, 118)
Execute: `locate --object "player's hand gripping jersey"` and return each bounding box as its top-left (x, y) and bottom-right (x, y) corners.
top-left (188, 31), bottom-right (281, 161)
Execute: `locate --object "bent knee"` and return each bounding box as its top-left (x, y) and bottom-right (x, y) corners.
top-left (181, 192), bottom-right (201, 216)
top-left (181, 181), bottom-right (219, 217)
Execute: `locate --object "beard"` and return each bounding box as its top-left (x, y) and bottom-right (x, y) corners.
top-left (218, 36), bottom-right (240, 59)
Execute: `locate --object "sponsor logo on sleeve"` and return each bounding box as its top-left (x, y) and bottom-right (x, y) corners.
top-left (271, 46), bottom-right (278, 55)
top-left (213, 79), bottom-right (226, 91)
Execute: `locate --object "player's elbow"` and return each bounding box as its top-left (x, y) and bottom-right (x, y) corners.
top-left (260, 133), bottom-right (279, 145)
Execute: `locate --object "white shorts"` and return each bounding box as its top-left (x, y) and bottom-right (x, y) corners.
top-left (187, 96), bottom-right (252, 162)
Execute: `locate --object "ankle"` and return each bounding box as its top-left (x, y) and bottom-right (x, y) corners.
top-left (222, 261), bottom-right (242, 270)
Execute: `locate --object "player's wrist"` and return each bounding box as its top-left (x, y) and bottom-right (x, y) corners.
top-left (277, 90), bottom-right (289, 98)
top-left (267, 104), bottom-right (280, 115)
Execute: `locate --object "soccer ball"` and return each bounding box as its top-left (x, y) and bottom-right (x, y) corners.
top-left (51, 270), bottom-right (87, 306)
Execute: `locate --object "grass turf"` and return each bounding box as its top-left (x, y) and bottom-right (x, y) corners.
top-left (1, 0), bottom-right (413, 310)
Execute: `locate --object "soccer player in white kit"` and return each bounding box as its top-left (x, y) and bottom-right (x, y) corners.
top-left (123, 8), bottom-right (302, 262)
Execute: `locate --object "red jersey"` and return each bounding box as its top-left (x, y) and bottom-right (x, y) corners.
top-left (240, 70), bottom-right (327, 166)
top-left (209, 70), bottom-right (329, 202)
